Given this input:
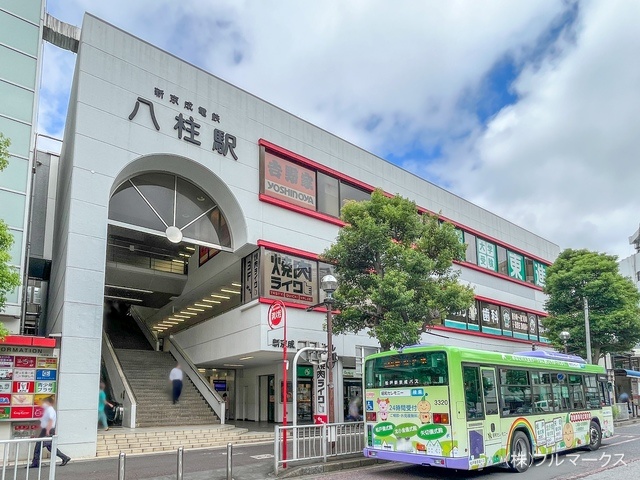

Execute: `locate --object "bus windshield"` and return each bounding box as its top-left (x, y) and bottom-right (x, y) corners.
top-left (365, 351), bottom-right (448, 388)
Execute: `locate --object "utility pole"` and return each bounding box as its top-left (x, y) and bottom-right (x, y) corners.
top-left (584, 296), bottom-right (592, 364)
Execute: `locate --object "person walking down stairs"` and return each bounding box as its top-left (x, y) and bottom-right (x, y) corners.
top-left (170, 364), bottom-right (184, 404)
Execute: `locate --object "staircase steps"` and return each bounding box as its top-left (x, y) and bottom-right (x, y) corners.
top-left (96, 425), bottom-right (274, 457)
top-left (114, 349), bottom-right (219, 428)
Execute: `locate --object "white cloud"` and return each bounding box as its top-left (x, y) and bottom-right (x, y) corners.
top-left (426, 0), bottom-right (640, 259)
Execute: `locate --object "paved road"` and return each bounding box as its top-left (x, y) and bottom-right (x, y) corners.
top-left (13, 423), bottom-right (640, 480)
top-left (302, 423), bottom-right (640, 480)
top-left (47, 441), bottom-right (275, 480)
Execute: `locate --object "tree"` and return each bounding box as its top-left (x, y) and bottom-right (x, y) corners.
top-left (543, 248), bottom-right (640, 364)
top-left (323, 189), bottom-right (475, 350)
top-left (0, 133), bottom-right (21, 339)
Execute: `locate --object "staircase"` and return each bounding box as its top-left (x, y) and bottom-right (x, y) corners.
top-left (96, 425), bottom-right (274, 457)
top-left (116, 349), bottom-right (219, 427)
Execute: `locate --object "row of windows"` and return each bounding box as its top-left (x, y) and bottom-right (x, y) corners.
top-left (464, 365), bottom-right (609, 420)
top-left (261, 145), bottom-right (551, 290)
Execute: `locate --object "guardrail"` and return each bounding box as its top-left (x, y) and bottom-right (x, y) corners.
top-left (274, 422), bottom-right (365, 475)
top-left (167, 336), bottom-right (226, 423)
top-left (129, 307), bottom-right (160, 351)
top-left (1, 436), bottom-right (58, 480)
top-left (102, 332), bottom-right (137, 428)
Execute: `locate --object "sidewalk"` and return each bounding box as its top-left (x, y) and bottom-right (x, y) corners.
top-left (573, 458), bottom-right (640, 480)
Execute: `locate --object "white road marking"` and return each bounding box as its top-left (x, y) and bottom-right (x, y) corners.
top-left (251, 454), bottom-right (274, 459)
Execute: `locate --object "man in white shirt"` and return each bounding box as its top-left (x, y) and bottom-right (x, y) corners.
top-left (170, 364), bottom-right (184, 404)
top-left (28, 397), bottom-right (71, 468)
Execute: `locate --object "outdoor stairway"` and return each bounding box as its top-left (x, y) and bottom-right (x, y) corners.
top-left (96, 425), bottom-right (274, 457)
top-left (115, 349), bottom-right (219, 428)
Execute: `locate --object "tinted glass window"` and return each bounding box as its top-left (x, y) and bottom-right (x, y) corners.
top-left (340, 182), bottom-right (370, 209)
top-left (317, 172), bottom-right (340, 217)
top-left (463, 366), bottom-right (484, 419)
top-left (365, 352), bottom-right (448, 388)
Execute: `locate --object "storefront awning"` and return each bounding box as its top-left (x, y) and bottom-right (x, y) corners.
top-left (615, 368), bottom-right (640, 379)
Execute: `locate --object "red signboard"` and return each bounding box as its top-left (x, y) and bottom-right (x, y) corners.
top-left (263, 151), bottom-right (317, 210)
top-left (10, 407), bottom-right (34, 419)
top-left (12, 381), bottom-right (35, 394)
top-left (268, 301), bottom-right (286, 330)
top-left (14, 357), bottom-right (36, 369)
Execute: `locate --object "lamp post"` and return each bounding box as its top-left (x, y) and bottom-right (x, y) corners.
top-left (321, 274), bottom-right (338, 424)
top-left (583, 296), bottom-right (592, 364)
top-left (559, 331), bottom-right (570, 354)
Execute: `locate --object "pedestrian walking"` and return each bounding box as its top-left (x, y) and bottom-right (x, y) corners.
top-left (98, 381), bottom-right (114, 430)
top-left (223, 393), bottom-right (230, 420)
top-left (170, 364), bottom-right (183, 404)
top-left (27, 397), bottom-right (71, 468)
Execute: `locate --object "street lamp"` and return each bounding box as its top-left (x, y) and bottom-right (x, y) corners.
top-left (321, 274), bottom-right (338, 424)
top-left (559, 331), bottom-right (570, 354)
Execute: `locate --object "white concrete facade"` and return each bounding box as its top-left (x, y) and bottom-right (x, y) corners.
top-left (48, 14), bottom-right (560, 457)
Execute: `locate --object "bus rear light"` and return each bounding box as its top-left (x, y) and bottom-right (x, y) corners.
top-left (433, 413), bottom-right (449, 424)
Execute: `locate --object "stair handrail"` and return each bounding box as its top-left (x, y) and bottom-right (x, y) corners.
top-left (129, 306), bottom-right (160, 351)
top-left (102, 332), bottom-right (137, 428)
top-left (167, 335), bottom-right (226, 424)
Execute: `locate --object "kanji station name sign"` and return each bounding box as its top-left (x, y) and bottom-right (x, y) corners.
top-left (128, 88), bottom-right (238, 160)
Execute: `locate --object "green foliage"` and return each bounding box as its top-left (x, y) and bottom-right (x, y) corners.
top-left (0, 133), bottom-right (9, 171)
top-left (0, 133), bottom-right (21, 338)
top-left (323, 189), bottom-right (475, 350)
top-left (543, 248), bottom-right (640, 363)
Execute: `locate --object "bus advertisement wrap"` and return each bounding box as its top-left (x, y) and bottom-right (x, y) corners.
top-left (363, 346), bottom-right (614, 472)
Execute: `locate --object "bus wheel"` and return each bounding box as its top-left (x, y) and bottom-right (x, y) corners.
top-left (587, 421), bottom-right (602, 451)
top-left (508, 431), bottom-right (532, 473)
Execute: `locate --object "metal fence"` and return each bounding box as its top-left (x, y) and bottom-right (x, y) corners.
top-left (615, 402), bottom-right (631, 421)
top-left (0, 436), bottom-right (57, 480)
top-left (274, 422), bottom-right (365, 475)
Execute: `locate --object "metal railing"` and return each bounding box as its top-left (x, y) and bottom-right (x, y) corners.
top-left (274, 422), bottom-right (365, 475)
top-left (615, 402), bottom-right (631, 421)
top-left (167, 336), bottom-right (226, 423)
top-left (1, 436), bottom-right (57, 480)
top-left (102, 332), bottom-right (137, 428)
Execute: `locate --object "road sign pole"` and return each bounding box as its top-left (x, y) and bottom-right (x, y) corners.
top-left (282, 303), bottom-right (288, 468)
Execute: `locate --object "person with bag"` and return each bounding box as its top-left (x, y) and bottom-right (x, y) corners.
top-left (98, 381), bottom-right (114, 430)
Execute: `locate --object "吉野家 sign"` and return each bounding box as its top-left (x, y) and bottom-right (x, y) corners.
top-left (262, 150), bottom-right (316, 210)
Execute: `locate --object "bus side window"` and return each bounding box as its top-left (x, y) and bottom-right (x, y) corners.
top-left (568, 374), bottom-right (586, 410)
top-left (463, 366), bottom-right (484, 420)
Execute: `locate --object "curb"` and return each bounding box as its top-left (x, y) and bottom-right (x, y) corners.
top-left (613, 417), bottom-right (640, 427)
top-left (277, 457), bottom-right (387, 478)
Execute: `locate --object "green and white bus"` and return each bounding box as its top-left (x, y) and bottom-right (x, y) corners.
top-left (363, 345), bottom-right (613, 472)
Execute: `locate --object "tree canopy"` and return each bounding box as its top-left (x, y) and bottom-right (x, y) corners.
top-left (543, 248), bottom-right (640, 363)
top-left (323, 189), bottom-right (474, 350)
top-left (0, 133), bottom-right (21, 339)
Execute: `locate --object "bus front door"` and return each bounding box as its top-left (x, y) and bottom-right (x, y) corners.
top-left (480, 367), bottom-right (503, 465)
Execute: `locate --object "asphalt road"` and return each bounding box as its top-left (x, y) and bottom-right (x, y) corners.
top-left (303, 423), bottom-right (640, 480)
top-left (11, 422), bottom-right (640, 480)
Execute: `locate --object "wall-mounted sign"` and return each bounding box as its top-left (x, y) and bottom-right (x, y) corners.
top-left (313, 362), bottom-right (327, 424)
top-left (534, 261), bottom-right (547, 287)
top-left (507, 251), bottom-right (526, 281)
top-left (128, 89), bottom-right (238, 160)
top-left (263, 251), bottom-right (318, 305)
top-left (0, 354), bottom-right (58, 422)
top-left (477, 239), bottom-right (497, 271)
top-left (263, 150), bottom-right (317, 210)
top-left (242, 250), bottom-right (260, 303)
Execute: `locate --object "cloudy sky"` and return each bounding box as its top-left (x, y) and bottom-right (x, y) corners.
top-left (39, 1), bottom-right (640, 259)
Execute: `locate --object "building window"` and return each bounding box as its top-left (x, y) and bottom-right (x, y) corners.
top-left (317, 172), bottom-right (340, 217)
top-left (525, 258), bottom-right (535, 283)
top-left (340, 181), bottom-right (370, 207)
top-left (464, 232), bottom-right (477, 264)
top-left (497, 246), bottom-right (508, 275)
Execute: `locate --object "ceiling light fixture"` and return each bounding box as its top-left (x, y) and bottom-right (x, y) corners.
top-left (194, 303), bottom-right (213, 309)
top-left (172, 259), bottom-right (185, 264)
top-left (220, 288), bottom-right (241, 295)
top-left (223, 364), bottom-right (244, 368)
top-left (104, 295), bottom-right (143, 303)
top-left (168, 318), bottom-right (185, 322)
top-left (187, 307), bottom-right (205, 312)
top-left (211, 294), bottom-right (230, 300)
top-left (173, 314), bottom-right (190, 319)
top-left (105, 285), bottom-right (153, 294)
top-left (231, 282), bottom-right (241, 287)
top-left (185, 246), bottom-right (196, 252)
top-left (180, 311), bottom-right (198, 316)
top-left (202, 299), bottom-right (221, 304)
top-left (239, 356), bottom-right (254, 361)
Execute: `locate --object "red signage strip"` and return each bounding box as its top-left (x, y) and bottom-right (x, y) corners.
top-left (258, 138), bottom-right (553, 266)
top-left (257, 240), bottom-right (322, 262)
top-left (0, 336), bottom-right (56, 348)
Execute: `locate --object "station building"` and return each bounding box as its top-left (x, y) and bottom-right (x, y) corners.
top-left (1, 12), bottom-right (560, 457)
